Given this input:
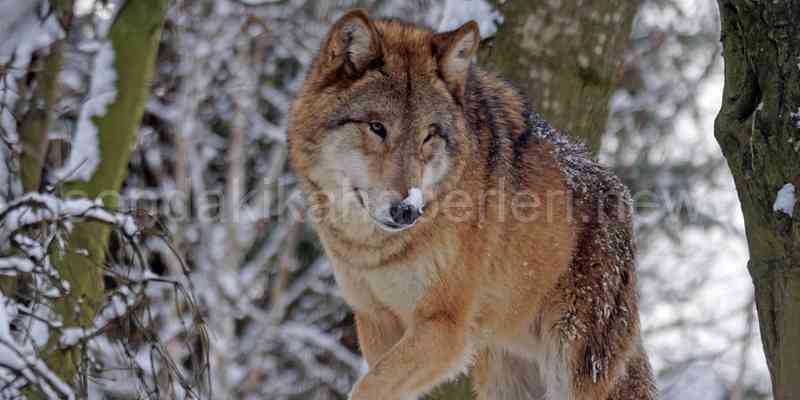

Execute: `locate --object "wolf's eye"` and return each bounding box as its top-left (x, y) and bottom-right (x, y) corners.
top-left (422, 124), bottom-right (446, 161)
top-left (368, 121), bottom-right (387, 139)
top-left (424, 124), bottom-right (442, 144)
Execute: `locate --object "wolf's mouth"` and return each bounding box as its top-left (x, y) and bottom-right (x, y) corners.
top-left (372, 218), bottom-right (415, 233)
top-left (353, 187), bottom-right (417, 233)
top-left (353, 187), bottom-right (366, 207)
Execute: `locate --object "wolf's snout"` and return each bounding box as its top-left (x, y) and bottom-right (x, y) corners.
top-left (389, 202), bottom-right (420, 226)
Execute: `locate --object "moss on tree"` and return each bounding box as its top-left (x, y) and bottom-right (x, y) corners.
top-left (33, 0), bottom-right (170, 394)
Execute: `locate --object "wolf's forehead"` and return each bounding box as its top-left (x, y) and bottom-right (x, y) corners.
top-left (375, 21), bottom-right (438, 74)
top-left (334, 21), bottom-right (451, 119)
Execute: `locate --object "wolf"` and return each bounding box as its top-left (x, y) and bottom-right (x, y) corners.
top-left (287, 9), bottom-right (656, 400)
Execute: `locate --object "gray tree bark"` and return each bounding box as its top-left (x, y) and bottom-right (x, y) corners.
top-left (715, 1), bottom-right (800, 399)
top-left (484, 0), bottom-right (638, 152)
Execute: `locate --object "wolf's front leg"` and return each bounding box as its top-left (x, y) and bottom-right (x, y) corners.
top-left (355, 310), bottom-right (404, 367)
top-left (349, 315), bottom-right (470, 400)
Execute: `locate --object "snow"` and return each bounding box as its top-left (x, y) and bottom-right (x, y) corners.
top-left (0, 148), bottom-right (10, 200)
top-left (53, 41), bottom-right (118, 182)
top-left (74, 0), bottom-right (95, 16)
top-left (0, 257), bottom-right (35, 275)
top-left (28, 304), bottom-right (54, 347)
top-left (60, 286), bottom-right (137, 347)
top-left (94, 1), bottom-right (121, 37)
top-left (435, 0), bottom-right (503, 38)
top-left (0, 192), bottom-right (139, 245)
top-left (590, 354), bottom-right (606, 383)
top-left (116, 214), bottom-right (139, 236)
top-left (773, 183), bottom-right (796, 216)
top-left (0, 293), bottom-right (75, 400)
top-left (0, 295), bottom-right (15, 342)
top-left (405, 187), bottom-right (425, 213)
top-left (0, 0), bottom-right (64, 142)
top-left (0, 1), bottom-right (64, 66)
top-left (791, 108), bottom-right (800, 128)
top-left (59, 328), bottom-right (87, 347)
top-left (13, 235), bottom-right (45, 260)
top-left (237, 0), bottom-right (283, 4)
top-left (660, 363), bottom-right (726, 400)
top-left (0, 294), bottom-right (26, 388)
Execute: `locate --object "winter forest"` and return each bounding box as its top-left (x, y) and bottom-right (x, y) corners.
top-left (0, 0), bottom-right (798, 399)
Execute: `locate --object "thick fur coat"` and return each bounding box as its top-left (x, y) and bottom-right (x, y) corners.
top-left (287, 9), bottom-right (656, 400)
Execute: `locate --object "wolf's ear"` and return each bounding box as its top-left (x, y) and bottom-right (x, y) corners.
top-left (322, 9), bottom-right (382, 78)
top-left (433, 21), bottom-right (480, 99)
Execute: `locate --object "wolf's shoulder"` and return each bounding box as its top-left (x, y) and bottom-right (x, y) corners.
top-left (464, 68), bottom-right (631, 206)
top-left (516, 108), bottom-right (632, 221)
top-left (536, 115), bottom-right (624, 190)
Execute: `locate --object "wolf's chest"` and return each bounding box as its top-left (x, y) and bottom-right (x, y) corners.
top-left (363, 259), bottom-right (437, 320)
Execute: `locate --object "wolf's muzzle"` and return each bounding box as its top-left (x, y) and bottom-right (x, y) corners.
top-left (389, 202), bottom-right (421, 226)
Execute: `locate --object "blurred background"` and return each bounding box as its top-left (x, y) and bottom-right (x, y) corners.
top-left (0, 0), bottom-right (772, 399)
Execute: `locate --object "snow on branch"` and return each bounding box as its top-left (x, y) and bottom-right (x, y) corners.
top-left (0, 294), bottom-right (75, 400)
top-left (0, 190), bottom-right (208, 399)
top-left (0, 192), bottom-right (137, 245)
top-left (773, 183), bottom-right (796, 217)
top-left (52, 41), bottom-right (117, 182)
top-left (0, 0), bottom-right (64, 144)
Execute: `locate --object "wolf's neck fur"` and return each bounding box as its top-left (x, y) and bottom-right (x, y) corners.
top-left (459, 68), bottom-right (560, 193)
top-left (462, 67), bottom-right (597, 195)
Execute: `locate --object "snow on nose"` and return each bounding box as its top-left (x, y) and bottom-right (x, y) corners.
top-left (404, 187), bottom-right (425, 214)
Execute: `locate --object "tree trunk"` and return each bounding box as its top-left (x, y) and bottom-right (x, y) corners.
top-left (484, 0), bottom-right (638, 152)
top-left (429, 2), bottom-right (638, 399)
top-left (18, 40), bottom-right (65, 192)
top-left (16, 0), bottom-right (74, 192)
top-left (715, 1), bottom-right (800, 399)
top-left (40, 0), bottom-right (169, 393)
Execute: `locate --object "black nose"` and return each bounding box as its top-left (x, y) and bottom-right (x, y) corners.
top-left (389, 202), bottom-right (420, 226)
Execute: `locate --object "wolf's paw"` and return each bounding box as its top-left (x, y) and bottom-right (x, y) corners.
top-left (347, 378), bottom-right (368, 400)
top-left (348, 377), bottom-right (402, 400)
top-left (349, 384), bottom-right (417, 400)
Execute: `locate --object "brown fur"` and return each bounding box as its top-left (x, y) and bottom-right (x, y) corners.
top-left (288, 10), bottom-right (656, 400)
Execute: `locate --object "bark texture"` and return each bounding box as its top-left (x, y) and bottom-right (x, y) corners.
top-left (39, 0), bottom-right (169, 392)
top-left (484, 0), bottom-right (638, 153)
top-left (17, 0), bottom-right (73, 192)
top-left (715, 1), bottom-right (800, 399)
top-left (18, 41), bottom-right (64, 192)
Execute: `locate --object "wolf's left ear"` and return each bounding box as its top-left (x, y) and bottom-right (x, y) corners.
top-left (433, 21), bottom-right (480, 99)
top-left (322, 9), bottom-right (382, 79)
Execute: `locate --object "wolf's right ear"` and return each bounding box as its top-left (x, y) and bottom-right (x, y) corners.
top-left (321, 9), bottom-right (382, 79)
top-left (433, 21), bottom-right (480, 100)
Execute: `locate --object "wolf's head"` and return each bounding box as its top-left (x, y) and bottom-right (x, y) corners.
top-left (288, 10), bottom-right (480, 234)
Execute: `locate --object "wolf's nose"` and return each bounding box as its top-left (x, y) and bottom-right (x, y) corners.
top-left (389, 202), bottom-right (420, 226)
